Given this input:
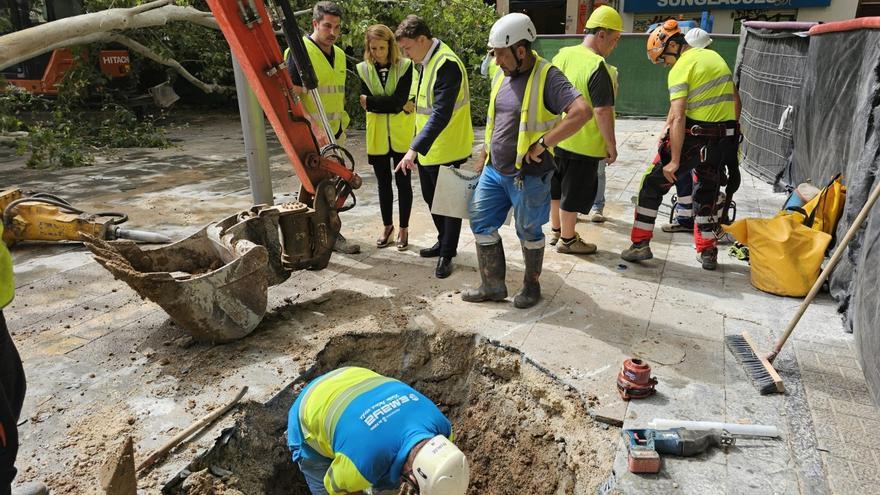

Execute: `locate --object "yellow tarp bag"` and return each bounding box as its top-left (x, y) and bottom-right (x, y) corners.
top-left (785, 174), bottom-right (846, 236)
top-left (724, 214), bottom-right (831, 297)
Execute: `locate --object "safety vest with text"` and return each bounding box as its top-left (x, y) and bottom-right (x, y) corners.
top-left (414, 42), bottom-right (473, 165)
top-left (553, 45), bottom-right (611, 158)
top-left (287, 38), bottom-right (350, 137)
top-left (667, 48), bottom-right (736, 123)
top-left (0, 223), bottom-right (13, 308)
top-left (484, 54), bottom-right (560, 170)
top-left (287, 367), bottom-right (451, 495)
top-left (356, 59), bottom-right (415, 155)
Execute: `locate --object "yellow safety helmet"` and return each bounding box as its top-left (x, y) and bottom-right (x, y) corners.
top-left (586, 5), bottom-right (623, 32)
top-left (411, 435), bottom-right (469, 495)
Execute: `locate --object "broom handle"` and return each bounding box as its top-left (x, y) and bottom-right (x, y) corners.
top-left (768, 179), bottom-right (880, 362)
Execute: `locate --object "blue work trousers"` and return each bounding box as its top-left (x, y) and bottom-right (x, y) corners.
top-left (469, 164), bottom-right (552, 249)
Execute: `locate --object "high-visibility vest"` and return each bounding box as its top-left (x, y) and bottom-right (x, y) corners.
top-left (484, 54), bottom-right (560, 170)
top-left (414, 42), bottom-right (473, 165)
top-left (0, 223), bottom-right (13, 308)
top-left (356, 59), bottom-right (415, 155)
top-left (667, 48), bottom-right (736, 123)
top-left (553, 45), bottom-right (611, 158)
top-left (287, 38), bottom-right (350, 137)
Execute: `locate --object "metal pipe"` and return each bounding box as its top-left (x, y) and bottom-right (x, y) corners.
top-left (232, 52), bottom-right (274, 206)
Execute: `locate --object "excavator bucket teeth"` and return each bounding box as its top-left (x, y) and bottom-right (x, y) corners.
top-left (81, 206), bottom-right (301, 343)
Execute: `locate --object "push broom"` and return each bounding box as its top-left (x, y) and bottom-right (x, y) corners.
top-left (726, 178), bottom-right (880, 394)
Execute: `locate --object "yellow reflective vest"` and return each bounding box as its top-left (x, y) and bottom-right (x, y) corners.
top-left (667, 48), bottom-right (736, 123)
top-left (287, 38), bottom-right (351, 139)
top-left (356, 59), bottom-right (415, 155)
top-left (553, 45), bottom-right (611, 158)
top-left (414, 42), bottom-right (473, 166)
top-left (0, 223), bottom-right (13, 308)
top-left (484, 55), bottom-right (560, 170)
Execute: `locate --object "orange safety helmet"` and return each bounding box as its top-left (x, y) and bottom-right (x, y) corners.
top-left (647, 19), bottom-right (683, 64)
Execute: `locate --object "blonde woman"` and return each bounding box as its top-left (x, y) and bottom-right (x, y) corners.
top-left (357, 24), bottom-right (416, 250)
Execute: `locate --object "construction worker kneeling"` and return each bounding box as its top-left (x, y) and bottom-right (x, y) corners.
top-left (463, 13), bottom-right (590, 309)
top-left (621, 19), bottom-right (741, 271)
top-left (287, 367), bottom-right (469, 495)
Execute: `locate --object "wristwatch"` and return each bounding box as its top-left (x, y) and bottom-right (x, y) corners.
top-left (537, 135), bottom-right (548, 150)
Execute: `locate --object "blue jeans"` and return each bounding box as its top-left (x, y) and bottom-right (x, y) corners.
top-left (593, 160), bottom-right (606, 211)
top-left (469, 164), bottom-right (552, 249)
top-left (298, 455), bottom-right (333, 495)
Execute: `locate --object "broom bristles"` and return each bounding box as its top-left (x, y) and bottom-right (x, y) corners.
top-left (725, 331), bottom-right (785, 394)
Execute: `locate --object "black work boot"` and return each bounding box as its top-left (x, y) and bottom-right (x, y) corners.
top-left (699, 247), bottom-right (718, 271)
top-left (514, 246), bottom-right (544, 309)
top-left (462, 242), bottom-right (507, 302)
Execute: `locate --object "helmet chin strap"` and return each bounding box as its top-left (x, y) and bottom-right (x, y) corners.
top-left (510, 46), bottom-right (524, 75)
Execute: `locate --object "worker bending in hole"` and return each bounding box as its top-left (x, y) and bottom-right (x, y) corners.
top-left (287, 366), bottom-right (469, 495)
top-left (621, 19), bottom-right (740, 270)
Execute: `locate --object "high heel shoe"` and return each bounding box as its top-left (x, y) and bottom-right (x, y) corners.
top-left (396, 228), bottom-right (409, 251)
top-left (376, 226), bottom-right (394, 248)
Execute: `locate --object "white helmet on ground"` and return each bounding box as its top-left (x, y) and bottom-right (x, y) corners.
top-left (411, 435), bottom-right (469, 495)
top-left (685, 28), bottom-right (713, 48)
top-left (488, 13), bottom-right (537, 49)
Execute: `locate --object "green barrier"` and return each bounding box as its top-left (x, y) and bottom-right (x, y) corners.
top-left (535, 34), bottom-right (740, 117)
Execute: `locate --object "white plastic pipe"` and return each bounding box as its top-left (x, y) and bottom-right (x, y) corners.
top-left (648, 418), bottom-right (780, 438)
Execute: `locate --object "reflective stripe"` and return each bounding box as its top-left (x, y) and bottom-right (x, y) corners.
top-left (323, 376), bottom-right (393, 442)
top-left (668, 82), bottom-right (688, 95)
top-left (676, 195), bottom-right (693, 204)
top-left (416, 94), bottom-right (470, 115)
top-left (317, 85), bottom-right (345, 94)
top-left (328, 466), bottom-right (342, 493)
top-left (636, 206), bottom-right (658, 218)
top-left (519, 119), bottom-right (559, 133)
top-left (695, 216), bottom-right (714, 223)
top-left (687, 93), bottom-right (735, 110)
top-left (298, 367), bottom-right (350, 458)
top-left (634, 220), bottom-right (655, 231)
top-left (700, 230), bottom-right (716, 239)
top-left (688, 74), bottom-right (733, 99)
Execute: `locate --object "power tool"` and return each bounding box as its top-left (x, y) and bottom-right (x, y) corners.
top-left (622, 427), bottom-right (735, 473)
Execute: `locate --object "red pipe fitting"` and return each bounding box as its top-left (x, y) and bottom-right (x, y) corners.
top-left (617, 358), bottom-right (658, 400)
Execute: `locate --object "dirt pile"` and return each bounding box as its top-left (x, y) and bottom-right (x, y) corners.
top-left (165, 329), bottom-right (618, 494)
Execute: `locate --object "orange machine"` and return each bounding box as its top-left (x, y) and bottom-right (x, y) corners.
top-left (1, 2), bottom-right (131, 95)
top-left (82, 0), bottom-right (364, 343)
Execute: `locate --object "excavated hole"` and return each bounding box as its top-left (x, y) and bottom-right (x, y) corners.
top-left (166, 330), bottom-right (618, 494)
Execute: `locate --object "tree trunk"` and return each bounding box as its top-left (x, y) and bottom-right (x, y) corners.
top-left (0, 1), bottom-right (219, 71)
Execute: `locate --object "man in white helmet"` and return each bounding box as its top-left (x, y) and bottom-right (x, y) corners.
top-left (287, 367), bottom-right (468, 495)
top-left (463, 13), bottom-right (590, 309)
top-left (684, 28), bottom-right (713, 49)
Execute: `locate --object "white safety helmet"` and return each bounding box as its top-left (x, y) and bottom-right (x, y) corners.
top-left (410, 435), bottom-right (469, 495)
top-left (487, 13), bottom-right (537, 49)
top-left (685, 28), bottom-right (713, 49)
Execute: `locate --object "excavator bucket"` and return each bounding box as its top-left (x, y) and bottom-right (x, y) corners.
top-left (84, 182), bottom-right (341, 343)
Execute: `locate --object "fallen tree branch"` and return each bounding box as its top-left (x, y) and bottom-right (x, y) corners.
top-left (103, 33), bottom-right (233, 94)
top-left (0, 4), bottom-right (219, 71)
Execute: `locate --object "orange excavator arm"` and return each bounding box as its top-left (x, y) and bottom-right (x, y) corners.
top-left (205, 0), bottom-right (360, 208)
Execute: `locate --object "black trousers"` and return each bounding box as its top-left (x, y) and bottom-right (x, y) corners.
top-left (1, 310), bottom-right (25, 495)
top-left (417, 159), bottom-right (465, 258)
top-left (369, 152), bottom-right (412, 229)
